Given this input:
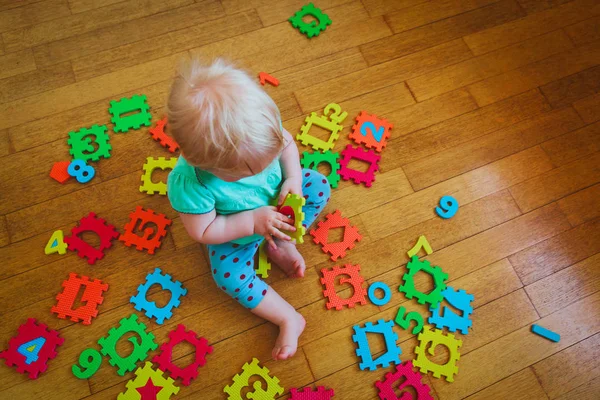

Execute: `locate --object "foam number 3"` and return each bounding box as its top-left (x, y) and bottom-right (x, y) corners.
top-left (395, 306), bottom-right (424, 334)
top-left (72, 348), bottom-right (102, 379)
top-left (360, 121), bottom-right (385, 142)
top-left (435, 195), bottom-right (459, 219)
top-left (17, 337), bottom-right (46, 365)
top-left (407, 235), bottom-right (433, 258)
top-left (67, 159), bottom-right (95, 183)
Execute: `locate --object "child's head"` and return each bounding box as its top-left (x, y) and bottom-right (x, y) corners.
top-left (167, 57), bottom-right (284, 181)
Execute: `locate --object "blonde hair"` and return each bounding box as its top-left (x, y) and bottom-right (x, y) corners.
top-left (167, 57), bottom-right (284, 172)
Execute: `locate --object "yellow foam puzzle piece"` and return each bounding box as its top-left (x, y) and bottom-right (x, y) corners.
top-left (296, 103), bottom-right (348, 152)
top-left (413, 326), bottom-right (462, 382)
top-left (407, 235), bottom-right (433, 258)
top-left (118, 361), bottom-right (180, 400)
top-left (223, 358), bottom-right (283, 400)
top-left (280, 193), bottom-right (306, 244)
top-left (256, 242), bottom-right (271, 278)
top-left (139, 157), bottom-right (178, 196)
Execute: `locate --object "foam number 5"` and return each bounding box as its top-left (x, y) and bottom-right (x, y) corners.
top-left (72, 348), bottom-right (102, 379)
top-left (435, 195), bottom-right (459, 219)
top-left (67, 159), bottom-right (95, 183)
top-left (407, 235), bottom-right (433, 258)
top-left (360, 121), bottom-right (385, 142)
top-left (395, 306), bottom-right (424, 334)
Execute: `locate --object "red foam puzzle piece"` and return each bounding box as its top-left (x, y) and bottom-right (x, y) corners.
top-left (50, 161), bottom-right (71, 184)
top-left (258, 72), bottom-right (279, 87)
top-left (50, 273), bottom-right (108, 325)
top-left (0, 318), bottom-right (64, 379)
top-left (338, 144), bottom-right (381, 187)
top-left (119, 206), bottom-right (172, 255)
top-left (309, 210), bottom-right (362, 261)
top-left (149, 117), bottom-right (179, 153)
top-left (152, 324), bottom-right (213, 386)
top-left (375, 361), bottom-right (433, 400)
top-left (290, 386), bottom-right (335, 399)
top-left (64, 212), bottom-right (119, 265)
top-left (320, 264), bottom-right (367, 310)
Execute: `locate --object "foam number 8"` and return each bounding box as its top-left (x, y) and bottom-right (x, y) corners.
top-left (67, 159), bottom-right (95, 183)
top-left (72, 348), bottom-right (102, 379)
top-left (435, 195), bottom-right (458, 219)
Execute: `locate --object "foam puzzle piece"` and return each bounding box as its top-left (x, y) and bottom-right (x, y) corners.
top-left (98, 314), bottom-right (158, 376)
top-left (258, 72), bottom-right (279, 86)
top-left (44, 229), bottom-right (68, 255)
top-left (149, 117), bottom-right (179, 153)
top-left (531, 324), bottom-right (560, 342)
top-left (130, 268), bottom-right (187, 325)
top-left (153, 324), bottom-right (213, 386)
top-left (338, 144), bottom-right (381, 187)
top-left (223, 358), bottom-right (284, 400)
top-left (349, 111), bottom-right (393, 153)
top-left (429, 286), bottom-right (474, 334)
top-left (51, 273), bottom-right (109, 325)
top-left (68, 124), bottom-right (111, 162)
top-left (109, 94), bottom-right (152, 133)
top-left (310, 209), bottom-right (362, 261)
top-left (290, 386), bottom-right (335, 399)
top-left (72, 348), bottom-right (102, 379)
top-left (300, 150), bottom-right (341, 188)
top-left (368, 281), bottom-right (392, 306)
top-left (256, 241), bottom-right (271, 278)
top-left (413, 327), bottom-right (461, 382)
top-left (435, 195), bottom-right (459, 219)
top-left (320, 264), bottom-right (367, 310)
top-left (118, 361), bottom-right (180, 400)
top-left (68, 159), bottom-right (95, 183)
top-left (119, 206), bottom-right (172, 254)
top-left (0, 318), bottom-right (64, 379)
top-left (64, 212), bottom-right (120, 265)
top-left (289, 3), bottom-right (332, 38)
top-left (139, 157), bottom-right (178, 195)
top-left (395, 306), bottom-right (424, 335)
top-left (375, 361), bottom-right (433, 400)
top-left (297, 103), bottom-right (347, 152)
top-left (407, 235), bottom-right (433, 258)
top-left (399, 256), bottom-right (448, 309)
top-left (352, 319), bottom-right (401, 371)
top-left (279, 193), bottom-right (306, 243)
top-left (49, 161), bottom-right (71, 184)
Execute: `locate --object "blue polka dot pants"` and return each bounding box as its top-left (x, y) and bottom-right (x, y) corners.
top-left (207, 169), bottom-right (331, 309)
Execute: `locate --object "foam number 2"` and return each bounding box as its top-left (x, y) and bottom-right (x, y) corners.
top-left (44, 230), bottom-right (68, 255)
top-left (68, 159), bottom-right (95, 183)
top-left (360, 121), bottom-right (385, 142)
top-left (395, 306), bottom-right (424, 334)
top-left (72, 348), bottom-right (102, 379)
top-left (407, 235), bottom-right (433, 258)
top-left (17, 337), bottom-right (46, 365)
top-left (435, 195), bottom-right (459, 219)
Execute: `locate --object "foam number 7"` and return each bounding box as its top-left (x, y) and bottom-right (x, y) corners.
top-left (407, 235), bottom-right (432, 258)
top-left (67, 159), bottom-right (95, 183)
top-left (72, 348), bottom-right (102, 379)
top-left (394, 306), bottom-right (424, 334)
top-left (435, 195), bottom-right (459, 219)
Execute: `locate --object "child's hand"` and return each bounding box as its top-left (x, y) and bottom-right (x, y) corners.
top-left (253, 206), bottom-right (296, 249)
top-left (278, 176), bottom-right (303, 206)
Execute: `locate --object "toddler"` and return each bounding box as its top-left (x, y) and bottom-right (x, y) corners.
top-left (166, 58), bottom-right (330, 361)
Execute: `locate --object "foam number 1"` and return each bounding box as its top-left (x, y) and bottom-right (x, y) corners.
top-left (435, 195), bottom-right (459, 219)
top-left (407, 235), bottom-right (432, 258)
top-left (72, 348), bottom-right (102, 379)
top-left (68, 159), bottom-right (95, 183)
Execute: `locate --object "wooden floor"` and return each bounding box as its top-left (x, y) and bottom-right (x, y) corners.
top-left (0, 0), bottom-right (599, 398)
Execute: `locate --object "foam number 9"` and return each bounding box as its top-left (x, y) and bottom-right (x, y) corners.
top-left (435, 195), bottom-right (458, 219)
top-left (72, 348), bottom-right (102, 379)
top-left (68, 159), bottom-right (95, 183)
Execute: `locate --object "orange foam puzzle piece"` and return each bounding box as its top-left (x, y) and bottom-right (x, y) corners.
top-left (50, 161), bottom-right (71, 184)
top-left (149, 117), bottom-right (179, 153)
top-left (349, 111), bottom-right (393, 153)
top-left (320, 264), bottom-right (367, 310)
top-left (258, 72), bottom-right (279, 87)
top-left (309, 210), bottom-right (362, 261)
top-left (119, 206), bottom-right (172, 254)
top-left (51, 273), bottom-right (108, 325)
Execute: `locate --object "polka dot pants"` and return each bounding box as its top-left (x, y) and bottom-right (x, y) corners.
top-left (207, 169), bottom-right (331, 309)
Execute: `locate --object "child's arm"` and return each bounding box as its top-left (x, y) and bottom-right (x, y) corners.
top-left (278, 129), bottom-right (303, 205)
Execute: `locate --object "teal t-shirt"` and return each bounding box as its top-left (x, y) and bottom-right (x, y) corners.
top-left (167, 156), bottom-right (283, 244)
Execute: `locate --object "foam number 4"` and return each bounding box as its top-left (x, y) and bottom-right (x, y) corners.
top-left (435, 195), bottom-right (459, 219)
top-left (407, 235), bottom-right (433, 258)
top-left (44, 230), bottom-right (68, 255)
top-left (361, 121), bottom-right (385, 142)
top-left (395, 306), bottom-right (424, 334)
top-left (17, 337), bottom-right (46, 365)
top-left (68, 159), bottom-right (95, 183)
top-left (72, 348), bottom-right (102, 379)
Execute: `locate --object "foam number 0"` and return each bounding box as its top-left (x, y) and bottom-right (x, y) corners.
top-left (435, 195), bottom-right (459, 219)
top-left (394, 306), bottom-right (424, 334)
top-left (360, 121), bottom-right (385, 142)
top-left (72, 348), bottom-right (102, 379)
top-left (67, 159), bottom-right (95, 183)
top-left (407, 235), bottom-right (432, 258)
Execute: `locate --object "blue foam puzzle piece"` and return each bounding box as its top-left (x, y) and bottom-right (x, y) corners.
top-left (352, 319), bottom-right (401, 371)
top-left (428, 286), bottom-right (474, 335)
top-left (17, 337), bottom-right (46, 365)
top-left (130, 268), bottom-right (187, 324)
top-left (531, 324), bottom-right (560, 342)
top-left (368, 281), bottom-right (392, 306)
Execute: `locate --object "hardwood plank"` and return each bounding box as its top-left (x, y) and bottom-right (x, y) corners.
top-left (541, 121), bottom-right (600, 166)
top-left (33, 0), bottom-right (226, 68)
top-left (432, 292), bottom-right (600, 399)
top-left (464, 0), bottom-right (600, 55)
top-left (68, 0), bottom-right (124, 14)
top-left (0, 0), bottom-right (71, 33)
top-left (0, 363), bottom-right (90, 399)
top-left (361, 0), bottom-right (428, 16)
top-left (509, 151), bottom-right (600, 213)
top-left (407, 29), bottom-right (574, 101)
top-left (465, 368), bottom-right (548, 400)
top-left (0, 62), bottom-right (75, 104)
top-left (256, 0), bottom-right (352, 26)
top-left (565, 15), bottom-right (600, 45)
top-left (360, 0), bottom-right (525, 66)
top-left (532, 332), bottom-right (600, 398)
top-left (0, 129), bottom-right (10, 156)
top-left (0, 215), bottom-right (8, 247)
top-left (555, 376), bottom-right (600, 400)
top-left (0, 0), bottom-right (46, 13)
top-left (574, 92), bottom-right (600, 123)
top-left (403, 107), bottom-right (584, 190)
top-left (0, 49), bottom-right (36, 80)
top-left (1, 0), bottom-right (193, 53)
top-left (540, 65), bottom-right (600, 109)
top-left (294, 38), bottom-right (471, 112)
top-left (557, 184), bottom-right (600, 226)
top-left (525, 253), bottom-right (600, 317)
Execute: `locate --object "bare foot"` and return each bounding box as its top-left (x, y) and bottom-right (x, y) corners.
top-left (266, 239), bottom-right (306, 278)
top-left (272, 312), bottom-right (306, 361)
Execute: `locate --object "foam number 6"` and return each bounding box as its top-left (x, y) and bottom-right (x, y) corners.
top-left (360, 121), bottom-right (385, 142)
top-left (435, 195), bottom-right (458, 219)
top-left (68, 159), bottom-right (95, 183)
top-left (72, 348), bottom-right (102, 379)
top-left (394, 306), bottom-right (424, 334)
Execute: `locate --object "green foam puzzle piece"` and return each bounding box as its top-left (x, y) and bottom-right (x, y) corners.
top-left (68, 125), bottom-right (111, 162)
top-left (289, 3), bottom-right (332, 38)
top-left (109, 95), bottom-right (152, 133)
top-left (300, 150), bottom-right (340, 188)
